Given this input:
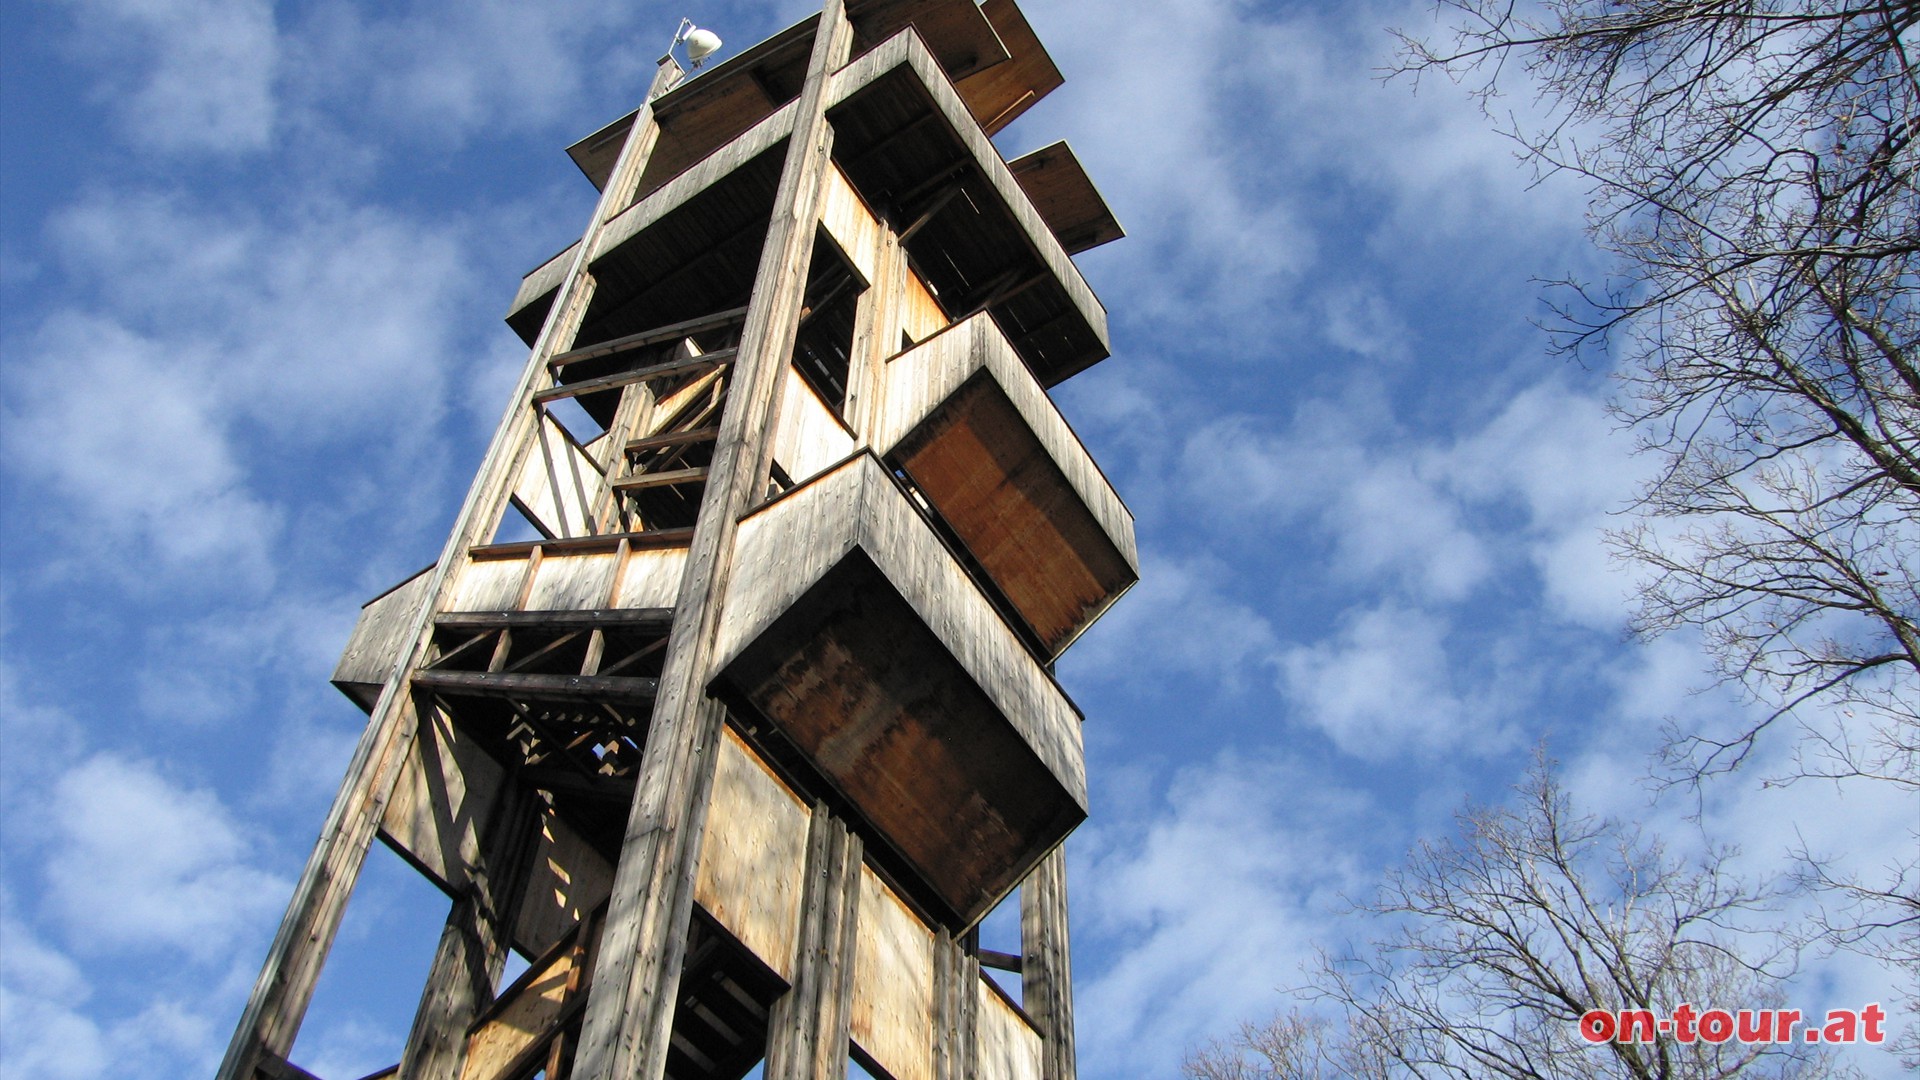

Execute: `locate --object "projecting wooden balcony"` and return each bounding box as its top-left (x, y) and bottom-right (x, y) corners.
top-left (876, 312), bottom-right (1137, 658)
top-left (710, 453), bottom-right (1087, 928)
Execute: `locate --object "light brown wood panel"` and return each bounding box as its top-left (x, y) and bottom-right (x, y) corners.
top-left (715, 453), bottom-right (1086, 925)
top-left (772, 362), bottom-right (857, 486)
top-left (819, 162), bottom-right (885, 283)
top-left (975, 977), bottom-right (1043, 1080)
top-left (512, 409), bottom-right (607, 539)
top-left (852, 865), bottom-right (935, 1080)
top-left (459, 944), bottom-right (581, 1080)
top-left (450, 558), bottom-right (528, 612)
top-left (513, 808), bottom-right (614, 957)
top-left (612, 545), bottom-right (691, 609)
top-left (525, 550), bottom-right (620, 610)
top-left (693, 726), bottom-right (811, 979)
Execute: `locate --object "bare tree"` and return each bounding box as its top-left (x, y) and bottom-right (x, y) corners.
top-left (1390, 0), bottom-right (1918, 1004)
top-left (1185, 761), bottom-right (1852, 1080)
top-left (1394, 1), bottom-right (1918, 785)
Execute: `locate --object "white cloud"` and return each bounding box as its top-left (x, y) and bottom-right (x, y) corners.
top-left (43, 755), bottom-right (287, 962)
top-left (55, 0), bottom-right (278, 154)
top-left (1061, 553), bottom-right (1280, 692)
top-left (1177, 409), bottom-right (1494, 603)
top-left (3, 191), bottom-right (477, 589)
top-left (1074, 751), bottom-right (1384, 1079)
top-left (0, 918), bottom-right (110, 1080)
top-left (1278, 601), bottom-right (1516, 759)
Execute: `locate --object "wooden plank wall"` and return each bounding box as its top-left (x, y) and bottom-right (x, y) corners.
top-left (446, 543), bottom-right (691, 613)
top-left (819, 163), bottom-right (884, 283)
top-left (772, 364), bottom-right (858, 486)
top-left (333, 568), bottom-right (435, 702)
top-left (718, 454), bottom-right (1087, 812)
top-left (692, 726), bottom-right (812, 980)
top-left (852, 865), bottom-right (936, 1080)
top-left (975, 978), bottom-right (1044, 1080)
top-left (875, 311), bottom-right (1137, 567)
top-left (515, 809), bottom-right (614, 957)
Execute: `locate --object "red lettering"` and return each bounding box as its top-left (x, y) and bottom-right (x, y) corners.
top-left (1823, 1010), bottom-right (1857, 1044)
top-left (1773, 1009), bottom-right (1802, 1043)
top-left (1736, 1009), bottom-right (1772, 1043)
top-left (1698, 1009), bottom-right (1734, 1043)
top-left (1579, 1010), bottom-right (1615, 1043)
top-left (1618, 1010), bottom-right (1658, 1043)
top-left (1672, 1003), bottom-right (1698, 1043)
top-left (1863, 1003), bottom-right (1886, 1044)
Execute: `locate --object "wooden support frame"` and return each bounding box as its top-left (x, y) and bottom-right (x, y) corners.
top-left (217, 53), bottom-right (690, 1080)
top-left (568, 4), bottom-right (858, 1078)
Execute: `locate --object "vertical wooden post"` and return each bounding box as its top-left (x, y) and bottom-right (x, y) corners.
top-left (763, 809), bottom-right (862, 1080)
top-left (568, 5), bottom-right (854, 1078)
top-left (396, 775), bottom-right (538, 1080)
top-left (932, 932), bottom-right (980, 1080)
top-left (216, 55), bottom-right (684, 1080)
top-left (1022, 847), bottom-right (1077, 1080)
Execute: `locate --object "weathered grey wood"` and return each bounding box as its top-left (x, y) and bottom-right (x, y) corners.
top-left (216, 59), bottom-right (688, 1080)
top-left (548, 306), bottom-right (749, 370)
top-left (568, 6), bottom-right (856, 1077)
top-left (770, 366), bottom-right (856, 486)
top-left (531, 349), bottom-right (733, 405)
top-left (1020, 847), bottom-right (1075, 1080)
top-left (511, 410), bottom-right (606, 539)
top-left (435, 609), bottom-right (673, 631)
top-left (411, 670), bottom-right (660, 704)
top-left (625, 425), bottom-right (719, 454)
top-left (762, 809), bottom-right (862, 1080)
top-left (333, 567), bottom-right (436, 709)
top-left (932, 933), bottom-right (979, 1080)
top-left (609, 465), bottom-right (710, 491)
top-left (377, 704), bottom-right (502, 896)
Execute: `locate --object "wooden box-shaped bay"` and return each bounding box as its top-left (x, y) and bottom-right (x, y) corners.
top-left (878, 312), bottom-right (1137, 657)
top-left (712, 453), bottom-right (1087, 927)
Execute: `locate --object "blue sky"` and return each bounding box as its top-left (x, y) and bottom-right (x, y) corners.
top-left (0, 0), bottom-right (1910, 1077)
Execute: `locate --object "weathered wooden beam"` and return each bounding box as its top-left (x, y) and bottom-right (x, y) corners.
top-left (216, 54), bottom-right (689, 1080)
top-left (435, 608), bottom-right (674, 631)
top-left (548, 306), bottom-right (749, 370)
top-left (412, 670), bottom-right (661, 704)
top-left (1022, 846), bottom-right (1076, 1080)
top-left (568, 4), bottom-right (857, 1078)
top-left (466, 527), bottom-right (694, 560)
top-left (625, 426), bottom-right (720, 454)
top-left (396, 780), bottom-right (538, 1080)
top-left (977, 948), bottom-right (1023, 974)
top-left (610, 466), bottom-right (710, 492)
top-left (932, 931), bottom-right (980, 1080)
top-left (531, 349), bottom-right (735, 405)
top-left (762, 809), bottom-right (862, 1080)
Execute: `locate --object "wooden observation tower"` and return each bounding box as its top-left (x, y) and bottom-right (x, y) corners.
top-left (222, 1), bottom-right (1133, 1077)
